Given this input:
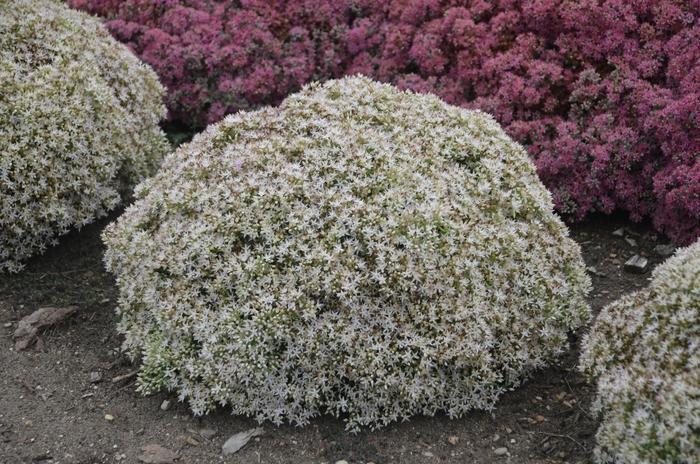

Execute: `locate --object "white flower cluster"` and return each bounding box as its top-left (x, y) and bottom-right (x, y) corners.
top-left (103, 76), bottom-right (591, 430)
top-left (580, 240), bottom-right (700, 463)
top-left (0, 0), bottom-right (168, 272)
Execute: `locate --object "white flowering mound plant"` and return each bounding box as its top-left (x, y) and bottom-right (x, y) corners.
top-left (103, 76), bottom-right (591, 430)
top-left (0, 0), bottom-right (169, 272)
top-left (580, 240), bottom-right (700, 464)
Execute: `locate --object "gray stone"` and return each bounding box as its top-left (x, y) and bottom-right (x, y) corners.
top-left (13, 306), bottom-right (79, 351)
top-left (198, 428), bottom-right (217, 440)
top-left (138, 444), bottom-right (177, 464)
top-left (586, 266), bottom-right (607, 278)
top-left (654, 244), bottom-right (676, 258)
top-left (624, 255), bottom-right (649, 274)
top-left (222, 427), bottom-right (264, 455)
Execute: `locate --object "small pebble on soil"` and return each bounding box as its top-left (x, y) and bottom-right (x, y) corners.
top-left (654, 244), bottom-right (676, 257)
top-left (624, 254), bottom-right (649, 273)
top-left (198, 428), bottom-right (217, 439)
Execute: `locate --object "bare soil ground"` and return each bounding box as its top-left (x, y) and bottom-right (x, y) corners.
top-left (1, 213), bottom-right (670, 464)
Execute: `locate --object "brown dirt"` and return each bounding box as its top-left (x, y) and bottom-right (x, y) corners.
top-left (0, 213), bottom-right (671, 464)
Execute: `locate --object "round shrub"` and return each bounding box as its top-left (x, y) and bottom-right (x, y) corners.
top-left (0, 0), bottom-right (169, 273)
top-left (580, 240), bottom-right (700, 463)
top-left (103, 77), bottom-right (591, 430)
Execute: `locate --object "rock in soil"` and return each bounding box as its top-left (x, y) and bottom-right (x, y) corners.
top-left (624, 255), bottom-right (649, 273)
top-left (138, 444), bottom-right (178, 463)
top-left (222, 427), bottom-right (264, 455)
top-left (13, 306), bottom-right (79, 351)
top-left (654, 244), bottom-right (676, 257)
top-left (198, 428), bottom-right (217, 440)
top-left (586, 266), bottom-right (607, 277)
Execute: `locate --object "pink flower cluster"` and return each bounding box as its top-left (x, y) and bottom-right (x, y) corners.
top-left (70, 0), bottom-right (700, 244)
top-left (70, 0), bottom-right (350, 127)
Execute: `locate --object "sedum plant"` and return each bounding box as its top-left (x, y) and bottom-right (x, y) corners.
top-left (580, 240), bottom-right (700, 463)
top-left (72, 0), bottom-right (700, 245)
top-left (0, 0), bottom-right (169, 273)
top-left (103, 76), bottom-right (591, 430)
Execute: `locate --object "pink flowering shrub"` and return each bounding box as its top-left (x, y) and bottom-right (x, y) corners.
top-left (345, 0), bottom-right (700, 245)
top-left (70, 0), bottom-right (699, 244)
top-left (70, 0), bottom-right (351, 128)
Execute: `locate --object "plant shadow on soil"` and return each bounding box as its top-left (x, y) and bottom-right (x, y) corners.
top-left (0, 212), bottom-right (668, 464)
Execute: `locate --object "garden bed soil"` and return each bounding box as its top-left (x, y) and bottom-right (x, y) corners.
top-left (1, 213), bottom-right (667, 464)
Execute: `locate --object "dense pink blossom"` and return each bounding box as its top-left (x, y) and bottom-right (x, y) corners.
top-left (70, 0), bottom-right (700, 244)
top-left (71, 0), bottom-right (350, 127)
